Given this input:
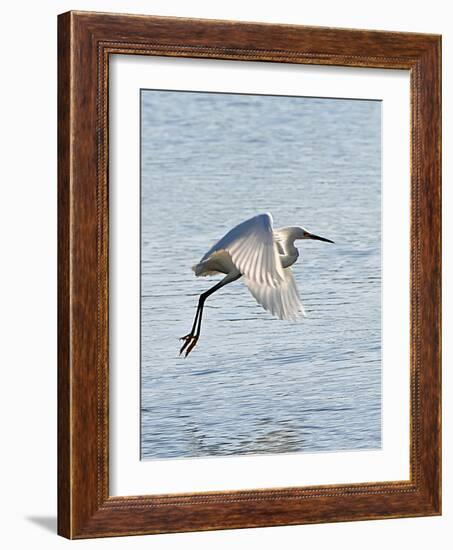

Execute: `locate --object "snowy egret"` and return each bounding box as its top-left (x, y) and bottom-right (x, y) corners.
top-left (180, 212), bottom-right (334, 357)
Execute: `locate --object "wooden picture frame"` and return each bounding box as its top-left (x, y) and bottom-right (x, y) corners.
top-left (58, 10), bottom-right (441, 539)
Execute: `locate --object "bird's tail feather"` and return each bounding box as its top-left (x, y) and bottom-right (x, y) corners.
top-left (192, 262), bottom-right (216, 277)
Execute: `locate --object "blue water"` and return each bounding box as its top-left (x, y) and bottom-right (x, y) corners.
top-left (140, 90), bottom-right (381, 459)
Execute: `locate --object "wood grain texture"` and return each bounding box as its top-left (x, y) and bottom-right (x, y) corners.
top-left (57, 10), bottom-right (441, 539)
top-left (57, 11), bottom-right (74, 537)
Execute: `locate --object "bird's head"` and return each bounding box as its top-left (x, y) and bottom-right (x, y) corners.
top-left (295, 227), bottom-right (334, 243)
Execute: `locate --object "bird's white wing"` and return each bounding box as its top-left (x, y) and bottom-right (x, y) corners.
top-left (201, 213), bottom-right (285, 287)
top-left (245, 267), bottom-right (306, 321)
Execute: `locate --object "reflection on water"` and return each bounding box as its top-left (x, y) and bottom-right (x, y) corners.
top-left (140, 90), bottom-right (381, 460)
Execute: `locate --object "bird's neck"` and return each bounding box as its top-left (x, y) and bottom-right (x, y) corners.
top-left (280, 248), bottom-right (299, 268)
top-left (275, 227), bottom-right (300, 268)
top-left (284, 232), bottom-right (300, 258)
top-left (286, 240), bottom-right (299, 257)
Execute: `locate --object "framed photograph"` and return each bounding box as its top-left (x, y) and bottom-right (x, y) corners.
top-left (58, 11), bottom-right (441, 539)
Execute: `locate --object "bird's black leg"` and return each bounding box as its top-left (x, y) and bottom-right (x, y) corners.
top-left (179, 297), bottom-right (204, 357)
top-left (179, 279), bottom-right (229, 357)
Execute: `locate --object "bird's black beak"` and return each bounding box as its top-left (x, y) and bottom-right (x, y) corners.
top-left (306, 232), bottom-right (334, 244)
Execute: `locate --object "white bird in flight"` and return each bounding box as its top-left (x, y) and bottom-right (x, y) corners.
top-left (180, 212), bottom-right (334, 357)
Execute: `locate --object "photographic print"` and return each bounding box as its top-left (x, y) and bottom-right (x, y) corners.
top-left (140, 89), bottom-right (382, 460)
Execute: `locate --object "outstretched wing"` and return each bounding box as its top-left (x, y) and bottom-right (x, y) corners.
top-left (200, 213), bottom-right (285, 287)
top-left (245, 266), bottom-right (305, 321)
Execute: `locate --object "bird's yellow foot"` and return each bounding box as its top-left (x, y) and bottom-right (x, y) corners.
top-left (179, 334), bottom-right (199, 357)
